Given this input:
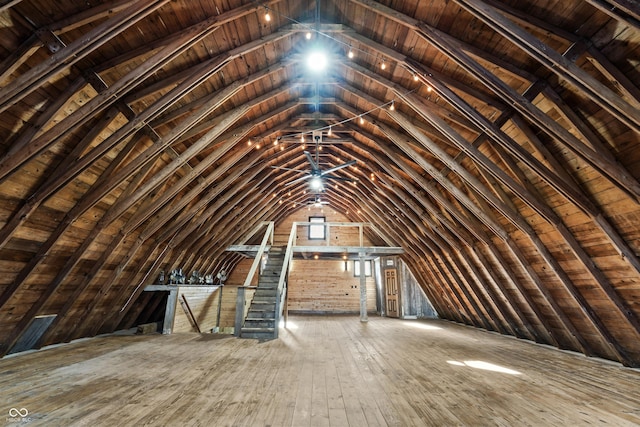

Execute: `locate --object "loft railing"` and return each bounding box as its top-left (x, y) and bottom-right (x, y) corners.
top-left (294, 221), bottom-right (370, 247)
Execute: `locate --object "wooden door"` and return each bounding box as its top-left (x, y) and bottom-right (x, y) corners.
top-left (385, 268), bottom-right (399, 318)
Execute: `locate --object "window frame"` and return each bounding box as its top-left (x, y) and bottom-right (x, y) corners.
top-left (353, 260), bottom-right (372, 277)
top-left (308, 216), bottom-right (326, 240)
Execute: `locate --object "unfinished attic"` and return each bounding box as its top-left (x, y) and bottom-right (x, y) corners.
top-left (1, 0), bottom-right (640, 424)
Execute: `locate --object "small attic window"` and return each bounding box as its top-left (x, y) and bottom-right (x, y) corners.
top-left (309, 216), bottom-right (326, 240)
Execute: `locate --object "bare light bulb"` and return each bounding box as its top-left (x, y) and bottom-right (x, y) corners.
top-left (310, 177), bottom-right (322, 190)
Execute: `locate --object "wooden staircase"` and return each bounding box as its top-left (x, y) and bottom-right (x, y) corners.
top-left (240, 247), bottom-right (285, 340)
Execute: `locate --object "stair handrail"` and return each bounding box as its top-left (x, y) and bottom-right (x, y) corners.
top-left (274, 221), bottom-right (297, 336)
top-left (241, 221), bottom-right (274, 289)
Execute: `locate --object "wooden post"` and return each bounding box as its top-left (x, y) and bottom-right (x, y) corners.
top-left (215, 286), bottom-right (223, 332)
top-left (326, 223), bottom-right (330, 246)
top-left (162, 289), bottom-right (178, 335)
top-left (234, 287), bottom-right (246, 337)
top-left (359, 254), bottom-right (368, 323)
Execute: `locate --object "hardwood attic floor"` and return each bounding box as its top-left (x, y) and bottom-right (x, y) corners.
top-left (1, 315), bottom-right (639, 426)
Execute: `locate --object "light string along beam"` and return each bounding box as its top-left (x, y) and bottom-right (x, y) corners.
top-left (250, 2), bottom-right (427, 148)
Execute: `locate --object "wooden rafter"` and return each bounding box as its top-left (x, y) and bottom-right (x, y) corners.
top-left (0, 0), bottom-right (170, 112)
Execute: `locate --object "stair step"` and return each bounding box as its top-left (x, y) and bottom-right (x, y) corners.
top-left (252, 299), bottom-right (276, 305)
top-left (247, 313), bottom-right (275, 319)
top-left (251, 304), bottom-right (275, 310)
top-left (240, 328), bottom-right (276, 340)
top-left (247, 309), bottom-right (275, 314)
top-left (241, 332), bottom-right (275, 340)
top-left (254, 294), bottom-right (277, 299)
top-left (244, 320), bottom-right (275, 328)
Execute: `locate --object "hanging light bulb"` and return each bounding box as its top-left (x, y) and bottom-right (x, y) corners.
top-left (348, 48), bottom-right (354, 59)
top-left (310, 177), bottom-right (322, 190)
top-left (300, 134), bottom-right (305, 143)
top-left (274, 137), bottom-right (279, 146)
top-left (306, 31), bottom-right (312, 40)
top-left (327, 126), bottom-right (332, 136)
top-left (247, 139), bottom-right (252, 146)
top-left (359, 115), bottom-right (364, 124)
top-left (256, 143), bottom-right (261, 149)
top-left (389, 101), bottom-right (395, 111)
top-left (427, 85), bottom-right (432, 92)
top-left (413, 73), bottom-right (419, 81)
top-left (264, 7), bottom-right (271, 22)
top-left (380, 60), bottom-right (386, 70)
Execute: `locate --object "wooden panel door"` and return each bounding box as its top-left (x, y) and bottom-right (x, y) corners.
top-left (385, 268), bottom-right (399, 318)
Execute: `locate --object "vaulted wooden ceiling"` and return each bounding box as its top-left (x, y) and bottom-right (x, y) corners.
top-left (1, 0), bottom-right (639, 365)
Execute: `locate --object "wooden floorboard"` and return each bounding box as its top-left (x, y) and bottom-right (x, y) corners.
top-left (1, 315), bottom-right (640, 426)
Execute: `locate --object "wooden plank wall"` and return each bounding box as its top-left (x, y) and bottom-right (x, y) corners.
top-left (214, 258), bottom-right (259, 332)
top-left (172, 286), bottom-right (221, 333)
top-left (275, 207), bottom-right (377, 313)
top-left (288, 259), bottom-right (376, 313)
top-left (274, 205), bottom-right (374, 247)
